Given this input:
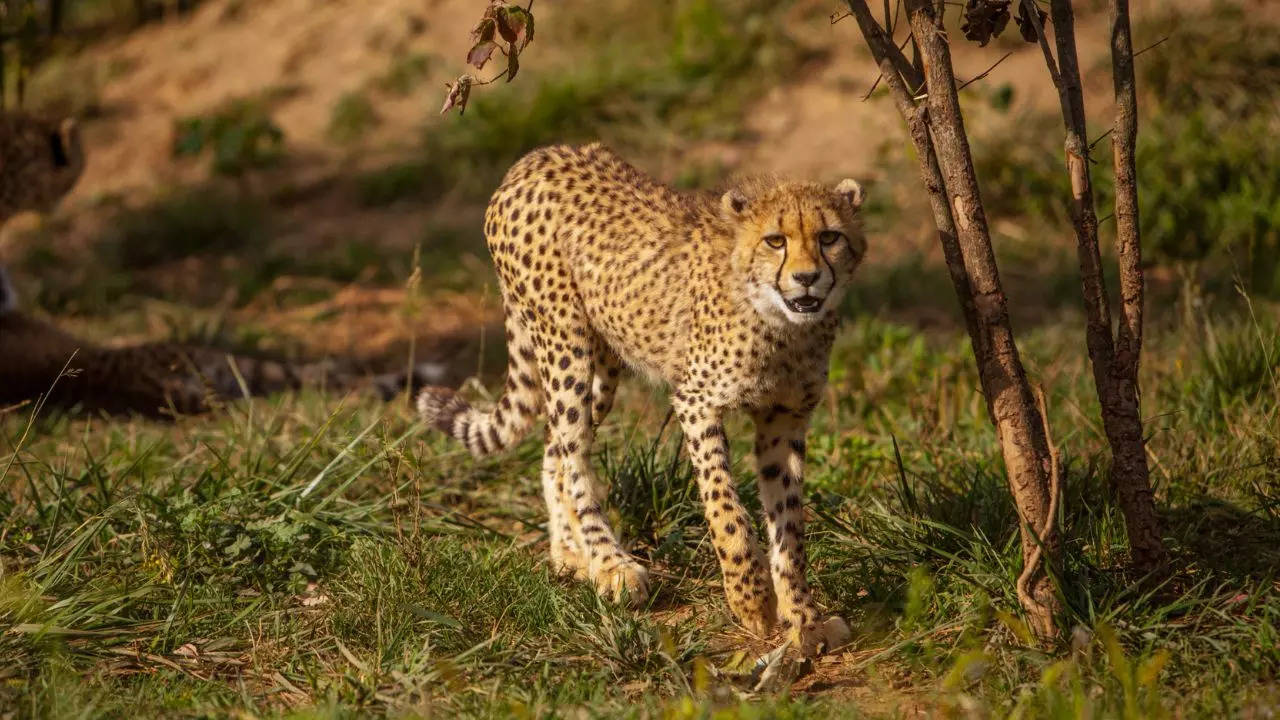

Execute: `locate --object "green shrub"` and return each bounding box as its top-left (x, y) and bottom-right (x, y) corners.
top-left (103, 186), bottom-right (269, 267)
top-left (969, 112), bottom-right (1072, 229)
top-left (966, 5), bottom-right (1280, 296)
top-left (1139, 3), bottom-right (1280, 118)
top-left (173, 98), bottom-right (285, 175)
top-left (375, 52), bottom-right (432, 96)
top-left (1128, 112), bottom-right (1280, 291)
top-left (326, 91), bottom-right (379, 145)
top-left (356, 160), bottom-right (445, 206)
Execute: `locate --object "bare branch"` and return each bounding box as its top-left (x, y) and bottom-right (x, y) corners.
top-left (1019, 0), bottom-right (1062, 89)
top-left (846, 0), bottom-right (1063, 634)
top-left (1132, 35), bottom-right (1169, 58)
top-left (861, 35), bottom-right (916, 100)
top-left (956, 51), bottom-right (1014, 92)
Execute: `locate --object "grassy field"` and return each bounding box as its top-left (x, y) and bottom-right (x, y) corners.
top-left (3, 293), bottom-right (1278, 718)
top-left (3, 0), bottom-right (1280, 718)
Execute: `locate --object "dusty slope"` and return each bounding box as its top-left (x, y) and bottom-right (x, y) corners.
top-left (40, 0), bottom-right (1204, 206)
top-left (2, 0), bottom-right (1248, 365)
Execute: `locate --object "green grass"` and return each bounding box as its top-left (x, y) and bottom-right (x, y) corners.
top-left (2, 298), bottom-right (1277, 718)
top-left (4, 2), bottom-right (1278, 716)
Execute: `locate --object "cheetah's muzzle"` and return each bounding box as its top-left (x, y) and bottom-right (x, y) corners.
top-left (784, 295), bottom-right (825, 313)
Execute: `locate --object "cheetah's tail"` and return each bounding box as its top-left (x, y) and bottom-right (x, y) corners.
top-left (416, 382), bottom-right (542, 458)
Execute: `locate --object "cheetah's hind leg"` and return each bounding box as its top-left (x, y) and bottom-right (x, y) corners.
top-left (533, 322), bottom-right (648, 607)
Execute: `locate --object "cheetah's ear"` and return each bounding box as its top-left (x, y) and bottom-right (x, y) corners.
top-left (720, 189), bottom-right (749, 219)
top-left (835, 178), bottom-right (865, 213)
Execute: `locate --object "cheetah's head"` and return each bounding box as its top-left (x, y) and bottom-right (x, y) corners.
top-left (45, 117), bottom-right (86, 206)
top-left (722, 178), bottom-right (866, 327)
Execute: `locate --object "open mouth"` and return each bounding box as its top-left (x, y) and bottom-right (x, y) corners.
top-left (783, 295), bottom-right (825, 314)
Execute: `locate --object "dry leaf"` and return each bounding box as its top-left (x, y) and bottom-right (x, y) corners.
top-left (440, 75), bottom-right (474, 115)
top-left (1014, 1), bottom-right (1049, 42)
top-left (467, 40), bottom-right (498, 69)
top-left (961, 0), bottom-right (1011, 47)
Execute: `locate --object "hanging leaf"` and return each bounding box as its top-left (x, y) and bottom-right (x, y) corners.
top-left (440, 75), bottom-right (473, 115)
top-left (467, 40), bottom-right (499, 69)
top-left (506, 42), bottom-right (519, 82)
top-left (1014, 1), bottom-right (1049, 43)
top-left (504, 6), bottom-right (533, 48)
top-left (494, 6), bottom-right (517, 43)
top-left (471, 16), bottom-right (496, 44)
top-left (960, 0), bottom-right (1011, 47)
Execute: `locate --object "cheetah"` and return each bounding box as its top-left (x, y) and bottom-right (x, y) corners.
top-left (0, 267), bottom-right (440, 417)
top-left (0, 112), bottom-right (429, 417)
top-left (417, 143), bottom-right (865, 656)
top-left (0, 112), bottom-right (84, 219)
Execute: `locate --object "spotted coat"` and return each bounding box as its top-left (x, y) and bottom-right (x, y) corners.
top-left (418, 143), bottom-right (866, 655)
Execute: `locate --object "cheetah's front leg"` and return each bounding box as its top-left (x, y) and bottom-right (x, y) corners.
top-left (672, 394), bottom-right (776, 637)
top-left (753, 407), bottom-right (850, 656)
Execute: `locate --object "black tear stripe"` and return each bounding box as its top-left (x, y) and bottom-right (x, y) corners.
top-left (774, 238), bottom-right (789, 298)
top-left (821, 242), bottom-right (838, 286)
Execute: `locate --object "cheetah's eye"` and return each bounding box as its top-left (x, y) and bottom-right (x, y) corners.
top-left (818, 230), bottom-right (844, 246)
top-left (763, 233), bottom-right (787, 249)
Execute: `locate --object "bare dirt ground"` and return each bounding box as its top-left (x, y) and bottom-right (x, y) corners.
top-left (45, 0), bottom-right (1183, 211)
top-left (2, 0), bottom-right (1244, 364)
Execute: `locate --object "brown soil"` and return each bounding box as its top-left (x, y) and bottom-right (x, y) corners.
top-left (2, 0), bottom-right (1245, 369)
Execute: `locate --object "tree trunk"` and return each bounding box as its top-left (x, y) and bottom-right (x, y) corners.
top-left (846, 0), bottom-right (1061, 637)
top-left (1022, 0), bottom-right (1166, 573)
top-left (1107, 0), bottom-right (1165, 574)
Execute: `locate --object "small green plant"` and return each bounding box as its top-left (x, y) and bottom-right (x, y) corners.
top-left (375, 52), bottom-right (432, 96)
top-left (356, 160), bottom-right (444, 207)
top-left (103, 186), bottom-right (269, 267)
top-left (326, 91), bottom-right (379, 145)
top-left (173, 98), bottom-right (285, 175)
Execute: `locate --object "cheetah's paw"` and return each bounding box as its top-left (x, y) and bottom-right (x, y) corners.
top-left (792, 615), bottom-right (852, 657)
top-left (592, 555), bottom-right (650, 607)
top-left (550, 540), bottom-right (590, 581)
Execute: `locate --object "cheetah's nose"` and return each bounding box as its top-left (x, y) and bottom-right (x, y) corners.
top-left (791, 271), bottom-right (819, 287)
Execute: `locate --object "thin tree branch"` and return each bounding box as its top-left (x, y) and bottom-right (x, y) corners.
top-left (845, 0), bottom-right (985, 375)
top-left (957, 51), bottom-right (1014, 92)
top-left (861, 35), bottom-right (916, 100)
top-left (1020, 0), bottom-right (1062, 89)
top-left (1088, 127), bottom-right (1113, 151)
top-left (1132, 35), bottom-right (1168, 58)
